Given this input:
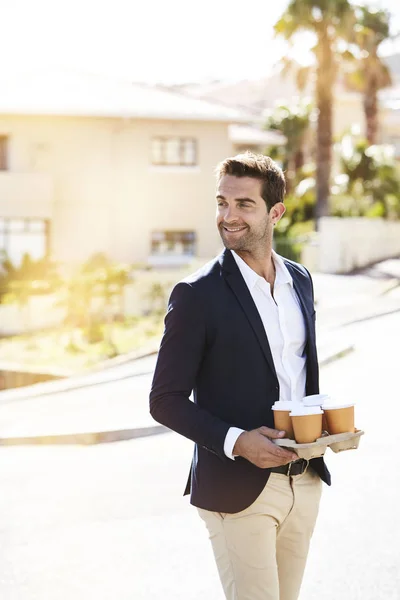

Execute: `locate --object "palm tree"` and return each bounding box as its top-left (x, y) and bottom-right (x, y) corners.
top-left (274, 0), bottom-right (354, 222)
top-left (264, 100), bottom-right (313, 192)
top-left (344, 7), bottom-right (392, 145)
top-left (335, 134), bottom-right (400, 218)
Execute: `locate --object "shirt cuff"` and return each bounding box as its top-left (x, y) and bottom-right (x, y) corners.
top-left (224, 427), bottom-right (246, 460)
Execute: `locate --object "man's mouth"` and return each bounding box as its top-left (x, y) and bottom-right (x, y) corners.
top-left (223, 226), bottom-right (247, 233)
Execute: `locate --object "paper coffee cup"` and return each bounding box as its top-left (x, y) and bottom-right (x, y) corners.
top-left (272, 400), bottom-right (294, 439)
top-left (322, 402), bottom-right (355, 434)
top-left (290, 404), bottom-right (323, 444)
top-left (303, 394), bottom-right (331, 432)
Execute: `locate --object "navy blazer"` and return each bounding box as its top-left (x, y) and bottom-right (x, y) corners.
top-left (150, 249), bottom-right (331, 513)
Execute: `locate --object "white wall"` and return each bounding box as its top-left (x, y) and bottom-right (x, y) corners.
top-left (0, 114), bottom-right (231, 265)
top-left (317, 217), bottom-right (400, 273)
top-left (0, 262), bottom-right (207, 335)
top-left (0, 172), bottom-right (54, 218)
top-left (0, 295), bottom-right (66, 336)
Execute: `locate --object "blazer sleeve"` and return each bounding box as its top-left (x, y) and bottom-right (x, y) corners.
top-left (149, 282), bottom-right (231, 460)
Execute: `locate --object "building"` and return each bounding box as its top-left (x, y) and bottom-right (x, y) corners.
top-left (175, 53), bottom-right (400, 158)
top-left (0, 71), bottom-right (266, 268)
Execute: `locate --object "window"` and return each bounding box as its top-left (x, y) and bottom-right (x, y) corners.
top-left (0, 218), bottom-right (49, 266)
top-left (151, 137), bottom-right (197, 166)
top-left (0, 136), bottom-right (8, 171)
top-left (151, 231), bottom-right (196, 256)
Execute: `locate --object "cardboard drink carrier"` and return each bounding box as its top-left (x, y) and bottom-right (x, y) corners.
top-left (274, 429), bottom-right (364, 460)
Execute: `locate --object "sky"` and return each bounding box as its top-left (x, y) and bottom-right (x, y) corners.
top-left (1, 0), bottom-right (400, 84)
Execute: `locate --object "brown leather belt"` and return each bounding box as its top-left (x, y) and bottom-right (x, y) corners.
top-left (270, 459), bottom-right (309, 477)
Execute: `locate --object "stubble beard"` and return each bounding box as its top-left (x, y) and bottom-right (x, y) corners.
top-left (219, 220), bottom-right (272, 259)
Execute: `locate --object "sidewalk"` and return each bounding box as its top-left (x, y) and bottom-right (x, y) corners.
top-left (0, 258), bottom-right (398, 447)
top-left (312, 257), bottom-right (400, 329)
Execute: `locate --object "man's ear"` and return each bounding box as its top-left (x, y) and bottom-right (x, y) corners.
top-left (270, 202), bottom-right (286, 225)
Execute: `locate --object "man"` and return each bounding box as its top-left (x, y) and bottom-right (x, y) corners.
top-left (150, 152), bottom-right (330, 600)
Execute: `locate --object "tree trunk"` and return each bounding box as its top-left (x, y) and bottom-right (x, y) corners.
top-left (294, 148), bottom-right (304, 171)
top-left (315, 32), bottom-right (334, 226)
top-left (364, 74), bottom-right (378, 145)
top-left (285, 153), bottom-right (296, 194)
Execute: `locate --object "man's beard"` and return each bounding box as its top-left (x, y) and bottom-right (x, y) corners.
top-left (218, 223), bottom-right (269, 253)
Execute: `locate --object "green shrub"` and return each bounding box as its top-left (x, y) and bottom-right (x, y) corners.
top-left (84, 322), bottom-right (104, 344)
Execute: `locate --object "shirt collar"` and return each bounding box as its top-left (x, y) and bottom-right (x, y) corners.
top-left (231, 250), bottom-right (293, 289)
top-left (272, 250), bottom-right (293, 288)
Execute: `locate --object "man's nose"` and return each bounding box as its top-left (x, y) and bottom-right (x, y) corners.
top-left (224, 206), bottom-right (240, 223)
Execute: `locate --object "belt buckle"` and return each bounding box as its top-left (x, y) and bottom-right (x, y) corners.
top-left (287, 459), bottom-right (309, 476)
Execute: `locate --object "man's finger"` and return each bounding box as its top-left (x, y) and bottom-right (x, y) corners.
top-left (261, 436), bottom-right (298, 461)
top-left (274, 446), bottom-right (298, 461)
top-left (258, 426), bottom-right (286, 439)
top-left (274, 445), bottom-right (299, 462)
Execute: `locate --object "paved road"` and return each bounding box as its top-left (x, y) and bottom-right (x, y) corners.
top-left (0, 310), bottom-right (399, 599)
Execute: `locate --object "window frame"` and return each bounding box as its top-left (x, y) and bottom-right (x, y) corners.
top-left (151, 137), bottom-right (197, 167)
top-left (150, 230), bottom-right (196, 256)
top-left (0, 217), bottom-right (50, 263)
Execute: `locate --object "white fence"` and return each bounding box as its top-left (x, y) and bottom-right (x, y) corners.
top-left (0, 295), bottom-right (65, 336)
top-left (302, 217), bottom-right (400, 274)
top-left (0, 266), bottom-right (195, 336)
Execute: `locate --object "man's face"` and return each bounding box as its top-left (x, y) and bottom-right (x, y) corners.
top-left (216, 175), bottom-right (278, 255)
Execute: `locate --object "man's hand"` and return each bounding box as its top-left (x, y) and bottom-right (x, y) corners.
top-left (233, 426), bottom-right (298, 469)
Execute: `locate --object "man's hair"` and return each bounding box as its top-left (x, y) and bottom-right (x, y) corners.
top-left (215, 151), bottom-right (286, 210)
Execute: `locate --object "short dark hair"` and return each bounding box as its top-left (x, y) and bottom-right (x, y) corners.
top-left (215, 151), bottom-right (286, 210)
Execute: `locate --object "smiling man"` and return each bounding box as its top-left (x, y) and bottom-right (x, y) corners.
top-left (150, 152), bottom-right (330, 600)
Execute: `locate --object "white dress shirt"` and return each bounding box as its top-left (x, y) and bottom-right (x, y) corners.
top-left (223, 250), bottom-right (307, 459)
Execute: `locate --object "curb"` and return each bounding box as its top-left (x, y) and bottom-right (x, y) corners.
top-left (0, 425), bottom-right (169, 447)
top-left (0, 353), bottom-right (159, 406)
top-left (0, 343), bottom-right (355, 448)
top-left (319, 342), bottom-right (355, 367)
top-left (340, 306), bottom-right (400, 327)
top-left (0, 337), bottom-right (359, 406)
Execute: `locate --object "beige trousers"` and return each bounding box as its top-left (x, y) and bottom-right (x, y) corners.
top-left (197, 468), bottom-right (322, 600)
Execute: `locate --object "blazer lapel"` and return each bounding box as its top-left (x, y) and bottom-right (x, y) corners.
top-left (284, 260), bottom-right (318, 369)
top-left (284, 261), bottom-right (315, 339)
top-left (220, 250), bottom-right (277, 379)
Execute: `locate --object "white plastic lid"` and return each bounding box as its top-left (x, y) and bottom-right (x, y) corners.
top-left (272, 400), bottom-right (293, 411)
top-left (322, 402), bottom-right (355, 410)
top-left (302, 394), bottom-right (331, 406)
top-left (290, 404), bottom-right (323, 417)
